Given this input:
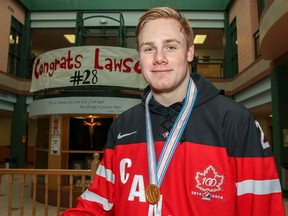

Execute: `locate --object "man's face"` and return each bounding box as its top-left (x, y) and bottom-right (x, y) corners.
top-left (138, 18), bottom-right (194, 94)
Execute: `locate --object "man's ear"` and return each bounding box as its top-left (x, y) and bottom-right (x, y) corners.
top-left (187, 45), bottom-right (194, 62)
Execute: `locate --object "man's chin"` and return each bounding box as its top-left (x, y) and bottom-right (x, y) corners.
top-left (150, 86), bottom-right (174, 94)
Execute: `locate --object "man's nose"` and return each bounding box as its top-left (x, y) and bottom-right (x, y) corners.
top-left (153, 50), bottom-right (168, 64)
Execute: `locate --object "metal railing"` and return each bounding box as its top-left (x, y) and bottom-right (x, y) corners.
top-left (0, 153), bottom-right (100, 216)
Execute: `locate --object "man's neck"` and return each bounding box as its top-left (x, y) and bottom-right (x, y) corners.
top-left (152, 92), bottom-right (183, 107)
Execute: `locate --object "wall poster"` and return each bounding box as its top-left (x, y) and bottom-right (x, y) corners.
top-left (50, 115), bottom-right (61, 155)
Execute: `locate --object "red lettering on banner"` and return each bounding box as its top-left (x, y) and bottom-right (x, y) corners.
top-left (94, 48), bottom-right (104, 69)
top-left (104, 58), bottom-right (113, 71)
top-left (113, 59), bottom-right (122, 71)
top-left (66, 50), bottom-right (73, 69)
top-left (94, 48), bottom-right (141, 74)
top-left (34, 50), bottom-right (83, 79)
top-left (134, 61), bottom-right (141, 74)
top-left (123, 58), bottom-right (133, 73)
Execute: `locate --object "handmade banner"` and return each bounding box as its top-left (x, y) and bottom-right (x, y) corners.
top-left (30, 46), bottom-right (147, 92)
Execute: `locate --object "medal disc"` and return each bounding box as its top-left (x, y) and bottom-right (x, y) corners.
top-left (145, 184), bottom-right (160, 205)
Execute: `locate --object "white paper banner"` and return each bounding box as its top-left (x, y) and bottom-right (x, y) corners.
top-left (30, 46), bottom-right (147, 92)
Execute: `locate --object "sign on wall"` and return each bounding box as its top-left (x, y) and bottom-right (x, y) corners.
top-left (50, 114), bottom-right (61, 155)
top-left (30, 46), bottom-right (147, 92)
top-left (29, 96), bottom-right (141, 117)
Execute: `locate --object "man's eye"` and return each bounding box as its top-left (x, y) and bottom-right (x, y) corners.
top-left (143, 47), bottom-right (154, 53)
top-left (166, 45), bottom-right (177, 51)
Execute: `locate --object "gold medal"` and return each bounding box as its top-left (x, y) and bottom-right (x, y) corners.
top-left (145, 184), bottom-right (160, 205)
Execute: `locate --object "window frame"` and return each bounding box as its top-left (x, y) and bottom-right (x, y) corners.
top-left (8, 16), bottom-right (24, 76)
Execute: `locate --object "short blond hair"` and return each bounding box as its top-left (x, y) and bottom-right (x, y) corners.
top-left (135, 7), bottom-right (194, 50)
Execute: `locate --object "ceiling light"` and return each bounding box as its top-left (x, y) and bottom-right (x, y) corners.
top-left (9, 35), bottom-right (14, 44)
top-left (64, 34), bottom-right (75, 44)
top-left (100, 19), bottom-right (108, 24)
top-left (194, 35), bottom-right (207, 44)
top-left (9, 35), bottom-right (19, 44)
top-left (73, 116), bottom-right (86, 119)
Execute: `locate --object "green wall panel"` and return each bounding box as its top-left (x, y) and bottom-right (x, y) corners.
top-left (18, 0), bottom-right (229, 11)
top-left (10, 95), bottom-right (27, 168)
top-left (271, 65), bottom-right (288, 186)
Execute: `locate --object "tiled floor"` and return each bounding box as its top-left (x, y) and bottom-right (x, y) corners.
top-left (0, 174), bottom-right (287, 215)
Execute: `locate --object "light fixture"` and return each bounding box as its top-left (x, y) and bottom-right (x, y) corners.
top-left (194, 35), bottom-right (207, 44)
top-left (64, 34), bottom-right (75, 44)
top-left (9, 35), bottom-right (14, 44)
top-left (9, 35), bottom-right (19, 44)
top-left (100, 19), bottom-right (107, 24)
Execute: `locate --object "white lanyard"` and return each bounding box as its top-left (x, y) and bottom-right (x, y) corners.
top-left (145, 77), bottom-right (198, 188)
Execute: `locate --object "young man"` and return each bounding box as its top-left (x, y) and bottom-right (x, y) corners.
top-left (62, 7), bottom-right (286, 215)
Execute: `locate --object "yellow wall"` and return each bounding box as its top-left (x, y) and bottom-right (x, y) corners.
top-left (0, 0), bottom-right (25, 72)
top-left (0, 117), bottom-right (37, 163)
top-left (229, 0), bottom-right (259, 73)
top-left (0, 116), bottom-right (12, 161)
top-left (0, 116), bottom-right (12, 146)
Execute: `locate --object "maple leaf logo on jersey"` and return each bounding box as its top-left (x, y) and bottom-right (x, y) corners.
top-left (195, 165), bottom-right (224, 192)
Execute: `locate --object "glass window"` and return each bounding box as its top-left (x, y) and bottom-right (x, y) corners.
top-left (254, 30), bottom-right (261, 59)
top-left (31, 28), bottom-right (75, 56)
top-left (230, 18), bottom-right (238, 76)
top-left (8, 16), bottom-right (23, 76)
top-left (257, 0), bottom-right (269, 19)
top-left (193, 28), bottom-right (224, 78)
top-left (83, 27), bottom-right (120, 46)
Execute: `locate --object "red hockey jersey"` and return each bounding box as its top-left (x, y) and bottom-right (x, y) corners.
top-left (62, 74), bottom-right (286, 216)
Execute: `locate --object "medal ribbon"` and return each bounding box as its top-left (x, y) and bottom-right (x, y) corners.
top-left (145, 78), bottom-right (198, 187)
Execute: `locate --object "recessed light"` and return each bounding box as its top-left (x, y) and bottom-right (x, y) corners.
top-left (194, 35), bottom-right (207, 44)
top-left (64, 34), bottom-right (75, 44)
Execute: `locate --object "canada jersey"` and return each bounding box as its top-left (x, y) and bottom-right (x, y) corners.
top-left (62, 74), bottom-right (285, 216)
top-left (105, 141), bottom-right (239, 215)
